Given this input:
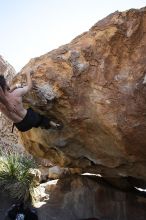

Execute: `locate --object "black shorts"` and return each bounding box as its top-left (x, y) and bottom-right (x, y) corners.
top-left (14, 108), bottom-right (49, 132)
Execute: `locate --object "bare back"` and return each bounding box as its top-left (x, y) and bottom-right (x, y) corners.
top-left (0, 72), bottom-right (32, 123)
top-left (0, 88), bottom-right (27, 123)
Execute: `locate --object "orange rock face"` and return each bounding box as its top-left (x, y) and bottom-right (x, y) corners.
top-left (13, 8), bottom-right (146, 182)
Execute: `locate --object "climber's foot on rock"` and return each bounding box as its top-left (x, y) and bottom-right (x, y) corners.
top-left (49, 119), bottom-right (63, 130)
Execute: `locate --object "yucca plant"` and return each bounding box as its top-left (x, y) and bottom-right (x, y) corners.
top-left (0, 150), bottom-right (37, 202)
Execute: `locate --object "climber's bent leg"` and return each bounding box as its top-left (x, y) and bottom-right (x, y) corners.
top-left (14, 108), bottom-right (63, 132)
top-left (37, 114), bottom-right (63, 130)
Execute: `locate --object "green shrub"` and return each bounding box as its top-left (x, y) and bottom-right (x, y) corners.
top-left (0, 151), bottom-right (37, 202)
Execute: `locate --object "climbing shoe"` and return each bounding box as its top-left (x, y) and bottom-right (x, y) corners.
top-left (49, 119), bottom-right (63, 130)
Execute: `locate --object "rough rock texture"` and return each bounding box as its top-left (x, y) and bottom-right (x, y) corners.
top-left (0, 56), bottom-right (16, 83)
top-left (13, 8), bottom-right (146, 184)
top-left (34, 175), bottom-right (146, 220)
top-left (0, 56), bottom-right (21, 152)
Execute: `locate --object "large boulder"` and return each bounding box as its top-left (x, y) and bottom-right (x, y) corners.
top-left (13, 7), bottom-right (146, 183)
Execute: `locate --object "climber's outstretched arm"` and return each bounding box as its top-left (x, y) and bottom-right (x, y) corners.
top-left (25, 71), bottom-right (33, 91)
top-left (13, 71), bottom-right (33, 97)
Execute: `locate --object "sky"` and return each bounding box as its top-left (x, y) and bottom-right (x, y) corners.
top-left (0, 0), bottom-right (146, 72)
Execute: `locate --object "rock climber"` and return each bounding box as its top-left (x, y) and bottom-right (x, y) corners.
top-left (0, 72), bottom-right (62, 132)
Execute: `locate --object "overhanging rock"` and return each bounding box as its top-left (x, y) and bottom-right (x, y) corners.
top-left (13, 7), bottom-right (146, 183)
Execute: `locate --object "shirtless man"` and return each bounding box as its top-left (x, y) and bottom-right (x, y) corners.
top-left (0, 72), bottom-right (62, 132)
